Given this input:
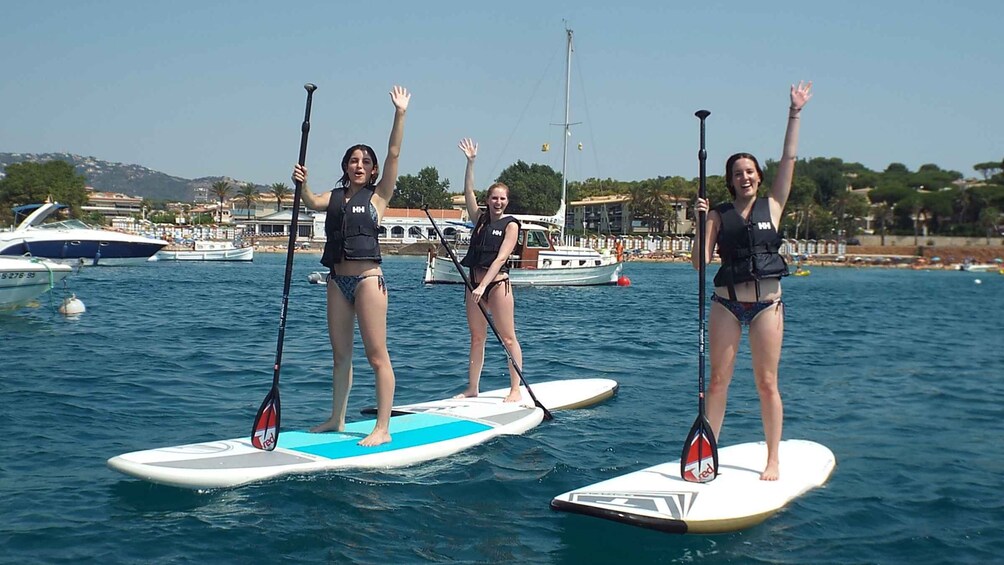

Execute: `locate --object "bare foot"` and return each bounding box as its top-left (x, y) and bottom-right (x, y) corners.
top-left (310, 418), bottom-right (344, 433)
top-left (503, 389), bottom-right (522, 403)
top-left (358, 428), bottom-right (391, 447)
top-left (453, 389), bottom-right (478, 399)
top-left (760, 460), bottom-right (780, 481)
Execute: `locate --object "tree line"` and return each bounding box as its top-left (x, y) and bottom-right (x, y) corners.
top-left (2, 157), bottom-right (1002, 240)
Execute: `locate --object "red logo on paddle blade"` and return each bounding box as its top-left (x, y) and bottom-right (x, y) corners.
top-left (683, 434), bottom-right (717, 483)
top-left (252, 402), bottom-right (278, 451)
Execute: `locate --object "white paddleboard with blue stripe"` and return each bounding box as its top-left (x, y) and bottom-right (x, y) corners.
top-left (108, 400), bottom-right (542, 490)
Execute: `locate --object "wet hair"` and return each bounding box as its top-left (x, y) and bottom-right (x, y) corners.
top-left (724, 152), bottom-right (764, 199)
top-left (338, 144), bottom-right (379, 188)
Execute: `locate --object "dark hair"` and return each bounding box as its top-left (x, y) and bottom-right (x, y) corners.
top-left (338, 144), bottom-right (379, 188)
top-left (724, 152), bottom-right (764, 199)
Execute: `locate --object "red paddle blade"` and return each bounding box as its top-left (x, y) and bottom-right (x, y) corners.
top-left (681, 417), bottom-right (719, 483)
top-left (251, 388), bottom-right (280, 451)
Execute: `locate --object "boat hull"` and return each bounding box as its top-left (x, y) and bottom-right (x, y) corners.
top-left (154, 246), bottom-right (253, 262)
top-left (0, 257), bottom-right (73, 309)
top-left (424, 253), bottom-right (623, 286)
top-left (0, 238), bottom-right (166, 266)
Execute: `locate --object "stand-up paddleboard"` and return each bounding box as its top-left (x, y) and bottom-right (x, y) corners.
top-left (551, 439), bottom-right (835, 534)
top-left (361, 378), bottom-right (619, 415)
top-left (109, 399), bottom-right (543, 490)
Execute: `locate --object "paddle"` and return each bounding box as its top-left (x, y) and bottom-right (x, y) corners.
top-left (681, 109), bottom-right (719, 482)
top-left (423, 206), bottom-right (554, 421)
top-left (251, 83), bottom-right (317, 451)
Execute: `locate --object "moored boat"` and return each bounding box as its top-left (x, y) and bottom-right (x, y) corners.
top-left (0, 255), bottom-right (73, 309)
top-left (423, 28), bottom-right (624, 287)
top-left (0, 202), bottom-right (167, 266)
top-left (424, 217), bottom-right (622, 286)
top-left (154, 240), bottom-right (253, 262)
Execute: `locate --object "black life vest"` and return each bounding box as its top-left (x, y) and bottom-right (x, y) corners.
top-left (320, 186), bottom-right (382, 268)
top-left (712, 197), bottom-right (788, 299)
top-left (460, 214), bottom-right (520, 273)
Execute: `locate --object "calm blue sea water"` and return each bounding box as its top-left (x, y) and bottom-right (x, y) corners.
top-left (2, 254), bottom-right (1002, 564)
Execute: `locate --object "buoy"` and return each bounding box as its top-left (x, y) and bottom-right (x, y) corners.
top-left (59, 294), bottom-right (86, 316)
top-left (307, 272), bottom-right (324, 285)
top-left (617, 275), bottom-right (631, 287)
top-left (974, 279), bottom-right (982, 285)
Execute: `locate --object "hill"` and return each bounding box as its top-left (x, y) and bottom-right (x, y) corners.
top-left (0, 152), bottom-right (262, 202)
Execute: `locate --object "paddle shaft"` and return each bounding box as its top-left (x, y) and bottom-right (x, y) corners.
top-left (270, 83), bottom-right (316, 386)
top-left (696, 109), bottom-right (709, 411)
top-left (423, 207), bottom-right (554, 420)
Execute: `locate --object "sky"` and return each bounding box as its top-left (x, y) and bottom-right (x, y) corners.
top-left (2, 1), bottom-right (1002, 195)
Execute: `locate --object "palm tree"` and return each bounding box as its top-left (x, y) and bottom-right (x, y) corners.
top-left (237, 184), bottom-right (259, 220)
top-left (210, 180), bottom-right (232, 223)
top-left (269, 182), bottom-right (292, 214)
top-left (874, 203), bottom-right (894, 246)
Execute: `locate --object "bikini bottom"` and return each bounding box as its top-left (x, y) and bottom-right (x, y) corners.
top-left (466, 277), bottom-right (511, 302)
top-left (330, 273), bottom-right (385, 305)
top-left (711, 293), bottom-right (782, 327)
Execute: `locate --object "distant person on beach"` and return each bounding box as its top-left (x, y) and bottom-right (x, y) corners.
top-left (452, 138), bottom-right (524, 403)
top-left (692, 81), bottom-right (813, 480)
top-left (291, 85), bottom-right (410, 447)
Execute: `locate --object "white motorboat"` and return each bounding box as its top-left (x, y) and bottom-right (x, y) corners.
top-left (153, 240), bottom-right (254, 262)
top-left (423, 28), bottom-right (624, 287)
top-left (0, 202), bottom-right (168, 266)
top-left (0, 255), bottom-right (73, 309)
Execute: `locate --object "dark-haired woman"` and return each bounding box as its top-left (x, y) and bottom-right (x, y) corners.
top-left (692, 81), bottom-right (812, 480)
top-left (292, 85), bottom-right (410, 446)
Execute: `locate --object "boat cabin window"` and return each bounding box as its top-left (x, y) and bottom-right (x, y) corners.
top-left (525, 230), bottom-right (550, 249)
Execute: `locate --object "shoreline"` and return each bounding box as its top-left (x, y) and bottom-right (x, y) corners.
top-left (250, 243), bottom-right (1002, 272)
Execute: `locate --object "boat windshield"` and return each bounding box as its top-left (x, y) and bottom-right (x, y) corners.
top-left (525, 230), bottom-right (550, 249)
top-left (36, 219), bottom-right (95, 230)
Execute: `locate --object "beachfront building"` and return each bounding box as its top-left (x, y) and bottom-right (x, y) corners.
top-left (566, 194), bottom-right (692, 236)
top-left (82, 189), bottom-right (144, 220)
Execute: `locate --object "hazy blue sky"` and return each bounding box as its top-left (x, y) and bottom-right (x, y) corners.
top-left (2, 1), bottom-right (1001, 194)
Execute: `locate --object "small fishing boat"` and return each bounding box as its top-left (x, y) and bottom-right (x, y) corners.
top-left (0, 255), bottom-right (73, 309)
top-left (423, 215), bottom-right (623, 286)
top-left (153, 240), bottom-right (253, 262)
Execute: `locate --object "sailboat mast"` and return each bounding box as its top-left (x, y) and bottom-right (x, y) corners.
top-left (559, 27), bottom-right (573, 241)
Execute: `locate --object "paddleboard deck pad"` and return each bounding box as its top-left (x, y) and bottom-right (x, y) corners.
top-left (109, 399), bottom-right (543, 490)
top-left (551, 439), bottom-right (835, 534)
top-left (361, 378), bottom-right (619, 415)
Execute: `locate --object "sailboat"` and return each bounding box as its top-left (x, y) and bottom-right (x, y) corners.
top-left (423, 28), bottom-right (624, 286)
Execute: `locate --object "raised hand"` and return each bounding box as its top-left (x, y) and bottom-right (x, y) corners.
top-left (459, 138), bottom-right (478, 160)
top-left (390, 85), bottom-right (410, 112)
top-left (790, 81), bottom-right (813, 111)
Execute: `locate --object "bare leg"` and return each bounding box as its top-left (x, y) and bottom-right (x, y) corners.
top-left (486, 284), bottom-right (522, 403)
top-left (355, 277), bottom-right (394, 447)
top-left (312, 280), bottom-right (355, 433)
top-left (750, 302), bottom-right (785, 480)
top-left (707, 300), bottom-right (742, 442)
top-left (456, 289), bottom-right (487, 398)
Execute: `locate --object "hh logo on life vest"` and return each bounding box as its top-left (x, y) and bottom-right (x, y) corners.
top-left (351, 206), bottom-right (366, 214)
top-left (756, 221), bottom-right (772, 230)
top-left (491, 229), bottom-right (503, 236)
